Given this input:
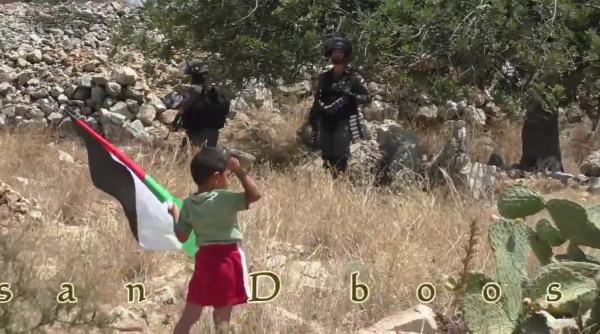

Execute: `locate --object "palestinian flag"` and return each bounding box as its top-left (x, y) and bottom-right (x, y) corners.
top-left (66, 111), bottom-right (197, 258)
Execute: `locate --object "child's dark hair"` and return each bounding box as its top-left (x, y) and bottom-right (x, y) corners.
top-left (190, 147), bottom-right (227, 186)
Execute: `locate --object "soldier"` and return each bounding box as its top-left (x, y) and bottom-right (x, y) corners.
top-left (177, 59), bottom-right (231, 149)
top-left (308, 37), bottom-right (372, 178)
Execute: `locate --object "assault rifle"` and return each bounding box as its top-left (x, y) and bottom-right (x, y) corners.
top-left (163, 92), bottom-right (186, 140)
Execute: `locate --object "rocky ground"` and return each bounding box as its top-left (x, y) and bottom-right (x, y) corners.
top-left (4, 1), bottom-right (600, 200)
top-left (0, 132), bottom-right (463, 333)
top-left (4, 0), bottom-right (600, 196)
top-left (4, 1), bottom-right (600, 334)
top-left (4, 134), bottom-right (597, 333)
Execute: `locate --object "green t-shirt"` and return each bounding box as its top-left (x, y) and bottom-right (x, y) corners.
top-left (176, 189), bottom-right (248, 246)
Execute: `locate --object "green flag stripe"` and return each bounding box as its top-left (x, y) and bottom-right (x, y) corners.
top-left (143, 174), bottom-right (197, 258)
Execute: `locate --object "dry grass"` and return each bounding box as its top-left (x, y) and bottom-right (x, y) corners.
top-left (219, 101), bottom-right (312, 166)
top-left (563, 121), bottom-right (598, 167)
top-left (0, 117), bottom-right (597, 333)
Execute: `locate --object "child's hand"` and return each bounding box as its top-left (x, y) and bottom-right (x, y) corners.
top-left (226, 156), bottom-right (242, 173)
top-left (167, 201), bottom-right (178, 216)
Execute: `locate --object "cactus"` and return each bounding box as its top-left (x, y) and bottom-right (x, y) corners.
top-left (547, 199), bottom-right (600, 249)
top-left (525, 267), bottom-right (596, 307)
top-left (542, 262), bottom-right (600, 282)
top-left (497, 185), bottom-right (546, 219)
top-left (460, 272), bottom-right (516, 334)
top-left (459, 220), bottom-right (597, 334)
top-left (489, 219), bottom-right (530, 321)
top-left (460, 219), bottom-right (542, 333)
top-left (456, 186), bottom-right (600, 333)
top-left (535, 218), bottom-right (566, 247)
top-left (534, 263), bottom-right (600, 318)
top-left (527, 225), bottom-right (554, 265)
top-left (496, 185), bottom-right (600, 264)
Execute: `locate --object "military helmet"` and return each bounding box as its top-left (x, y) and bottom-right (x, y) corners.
top-left (184, 59), bottom-right (210, 75)
top-left (324, 37), bottom-right (352, 58)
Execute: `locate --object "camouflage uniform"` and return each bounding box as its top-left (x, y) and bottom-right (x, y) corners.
top-left (308, 38), bottom-right (372, 177)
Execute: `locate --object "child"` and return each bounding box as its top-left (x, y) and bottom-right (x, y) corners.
top-left (167, 147), bottom-right (262, 334)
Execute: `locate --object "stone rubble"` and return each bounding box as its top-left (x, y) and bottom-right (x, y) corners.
top-left (4, 1), bottom-right (596, 198)
top-left (0, 181), bottom-right (43, 235)
top-left (3, 1), bottom-right (600, 333)
top-left (0, 1), bottom-right (262, 144)
top-left (358, 304), bottom-right (438, 334)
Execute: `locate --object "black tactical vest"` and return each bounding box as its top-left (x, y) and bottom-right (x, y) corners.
top-left (182, 84), bottom-right (230, 131)
top-left (318, 71), bottom-right (358, 132)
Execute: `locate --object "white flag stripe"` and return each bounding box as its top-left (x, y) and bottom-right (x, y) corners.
top-left (110, 154), bottom-right (182, 251)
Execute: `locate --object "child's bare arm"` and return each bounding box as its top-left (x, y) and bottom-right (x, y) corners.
top-left (168, 202), bottom-right (190, 243)
top-left (234, 168), bottom-right (262, 205)
top-left (226, 156), bottom-right (261, 206)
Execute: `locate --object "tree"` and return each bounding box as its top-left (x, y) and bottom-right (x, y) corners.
top-left (113, 0), bottom-right (600, 115)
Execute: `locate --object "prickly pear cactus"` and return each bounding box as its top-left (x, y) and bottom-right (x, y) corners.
top-left (546, 200), bottom-right (600, 248)
top-left (542, 262), bottom-right (600, 282)
top-left (535, 218), bottom-right (566, 247)
top-left (489, 219), bottom-right (531, 321)
top-left (458, 188), bottom-right (600, 333)
top-left (527, 224), bottom-right (554, 265)
top-left (497, 185), bottom-right (546, 219)
top-left (460, 220), bottom-right (534, 334)
top-left (525, 266), bottom-right (597, 308)
top-left (461, 272), bottom-right (516, 334)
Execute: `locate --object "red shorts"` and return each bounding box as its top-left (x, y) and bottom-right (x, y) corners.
top-left (187, 243), bottom-right (250, 307)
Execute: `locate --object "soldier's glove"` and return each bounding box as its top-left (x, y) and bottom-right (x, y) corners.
top-left (320, 97), bottom-right (347, 115)
top-left (338, 86), bottom-right (354, 97)
top-left (165, 93), bottom-right (185, 110)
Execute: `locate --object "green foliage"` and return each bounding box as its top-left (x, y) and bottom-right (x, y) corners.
top-left (547, 199), bottom-right (600, 249)
top-left (458, 219), bottom-right (550, 334)
top-left (488, 219), bottom-right (530, 321)
top-left (527, 226), bottom-right (554, 266)
top-left (535, 218), bottom-right (566, 247)
top-left (112, 0), bottom-right (600, 114)
top-left (526, 266), bottom-right (597, 310)
top-left (460, 271), bottom-right (516, 334)
top-left (454, 185), bottom-right (600, 333)
top-left (456, 219), bottom-right (598, 333)
top-left (497, 185), bottom-right (546, 219)
top-left (464, 184), bottom-right (600, 332)
top-left (497, 185), bottom-right (600, 261)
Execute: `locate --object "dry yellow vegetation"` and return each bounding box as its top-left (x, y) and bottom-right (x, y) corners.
top-left (0, 116), bottom-right (598, 333)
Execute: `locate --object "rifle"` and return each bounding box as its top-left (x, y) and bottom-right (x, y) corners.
top-left (162, 83), bottom-right (229, 140)
top-left (163, 92), bottom-right (186, 140)
top-left (165, 113), bottom-right (184, 140)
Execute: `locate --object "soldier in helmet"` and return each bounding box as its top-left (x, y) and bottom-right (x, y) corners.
top-left (177, 59), bottom-right (231, 149)
top-left (308, 37), bottom-right (372, 178)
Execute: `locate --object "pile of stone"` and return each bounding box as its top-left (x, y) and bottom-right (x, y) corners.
top-left (363, 83), bottom-right (492, 127)
top-left (0, 1), bottom-right (280, 143)
top-left (1, 0), bottom-right (594, 200)
top-left (0, 1), bottom-right (161, 139)
top-left (0, 0), bottom-right (494, 142)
